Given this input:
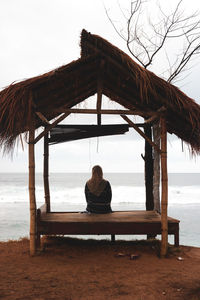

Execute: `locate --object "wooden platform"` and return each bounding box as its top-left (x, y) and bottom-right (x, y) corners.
top-left (37, 205), bottom-right (180, 246)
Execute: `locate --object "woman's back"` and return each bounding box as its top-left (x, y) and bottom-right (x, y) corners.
top-left (85, 180), bottom-right (112, 213)
top-left (85, 165), bottom-right (112, 214)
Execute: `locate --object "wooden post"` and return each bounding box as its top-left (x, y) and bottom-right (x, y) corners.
top-left (111, 234), bottom-right (115, 242)
top-left (153, 122), bottom-right (161, 213)
top-left (44, 131), bottom-right (50, 212)
top-left (97, 60), bottom-right (104, 126)
top-left (28, 114), bottom-right (37, 256)
top-left (144, 124), bottom-right (154, 211)
top-left (97, 83), bottom-right (103, 126)
top-left (160, 117), bottom-right (168, 257)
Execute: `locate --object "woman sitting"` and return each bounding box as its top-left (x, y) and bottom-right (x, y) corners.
top-left (85, 165), bottom-right (112, 214)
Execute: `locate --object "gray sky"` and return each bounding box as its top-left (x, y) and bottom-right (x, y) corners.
top-left (0, 0), bottom-right (200, 173)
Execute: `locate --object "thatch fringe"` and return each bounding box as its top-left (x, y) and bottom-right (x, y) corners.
top-left (0, 83), bottom-right (32, 152)
top-left (0, 55), bottom-right (99, 152)
top-left (0, 29), bottom-right (200, 154)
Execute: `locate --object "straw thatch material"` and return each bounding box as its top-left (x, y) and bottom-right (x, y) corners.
top-left (81, 30), bottom-right (200, 154)
top-left (0, 55), bottom-right (100, 150)
top-left (0, 29), bottom-right (200, 154)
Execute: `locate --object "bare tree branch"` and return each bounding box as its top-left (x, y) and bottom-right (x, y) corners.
top-left (104, 0), bottom-right (200, 83)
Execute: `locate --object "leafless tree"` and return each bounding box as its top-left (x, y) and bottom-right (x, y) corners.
top-left (105, 0), bottom-right (200, 212)
top-left (105, 0), bottom-right (200, 83)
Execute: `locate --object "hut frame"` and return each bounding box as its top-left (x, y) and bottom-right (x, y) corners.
top-left (2, 29), bottom-right (200, 256)
top-left (28, 104), bottom-right (176, 257)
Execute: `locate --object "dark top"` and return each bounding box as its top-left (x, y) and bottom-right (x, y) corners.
top-left (85, 181), bottom-right (112, 214)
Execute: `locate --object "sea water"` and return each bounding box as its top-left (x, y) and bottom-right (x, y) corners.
top-left (0, 173), bottom-right (200, 247)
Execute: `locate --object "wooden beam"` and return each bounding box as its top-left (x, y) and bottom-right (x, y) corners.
top-left (59, 108), bottom-right (152, 116)
top-left (121, 115), bottom-right (162, 154)
top-left (28, 112), bottom-right (37, 256)
top-left (145, 106), bottom-right (166, 124)
top-left (145, 115), bottom-right (158, 124)
top-left (84, 42), bottom-right (182, 122)
top-left (97, 60), bottom-right (104, 126)
top-left (36, 112), bottom-right (50, 125)
top-left (34, 112), bottom-right (71, 144)
top-left (160, 116), bottom-right (168, 257)
top-left (97, 81), bottom-right (103, 125)
top-left (134, 123), bottom-right (146, 128)
top-left (43, 131), bottom-right (50, 212)
top-left (145, 107), bottom-right (166, 124)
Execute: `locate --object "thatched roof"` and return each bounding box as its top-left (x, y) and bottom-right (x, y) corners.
top-left (0, 54), bottom-right (100, 150)
top-left (81, 30), bottom-right (200, 153)
top-left (0, 29), bottom-right (200, 153)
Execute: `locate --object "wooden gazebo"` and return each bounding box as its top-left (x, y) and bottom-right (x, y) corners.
top-left (1, 30), bottom-right (200, 256)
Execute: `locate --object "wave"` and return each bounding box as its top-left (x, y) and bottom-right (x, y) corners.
top-left (1, 184), bottom-right (200, 205)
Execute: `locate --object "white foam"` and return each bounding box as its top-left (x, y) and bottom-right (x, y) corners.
top-left (1, 184), bottom-right (200, 206)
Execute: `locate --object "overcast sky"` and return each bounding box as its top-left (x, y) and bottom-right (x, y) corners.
top-left (0, 0), bottom-right (200, 173)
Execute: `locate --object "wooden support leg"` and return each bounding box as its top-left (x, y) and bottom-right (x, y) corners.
top-left (144, 124), bottom-right (154, 212)
top-left (160, 117), bottom-right (168, 257)
top-left (153, 122), bottom-right (161, 213)
top-left (111, 234), bottom-right (115, 242)
top-left (174, 231), bottom-right (179, 247)
top-left (29, 113), bottom-right (37, 256)
top-left (36, 233), bottom-right (41, 250)
top-left (44, 132), bottom-right (50, 212)
top-left (144, 124), bottom-right (155, 240)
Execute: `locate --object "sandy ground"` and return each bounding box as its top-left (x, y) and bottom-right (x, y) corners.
top-left (0, 237), bottom-right (200, 300)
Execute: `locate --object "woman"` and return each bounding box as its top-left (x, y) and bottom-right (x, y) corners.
top-left (85, 165), bottom-right (112, 213)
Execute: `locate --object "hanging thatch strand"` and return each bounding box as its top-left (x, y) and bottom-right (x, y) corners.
top-left (0, 29), bottom-right (200, 154)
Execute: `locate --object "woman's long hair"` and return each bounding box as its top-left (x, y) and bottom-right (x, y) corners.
top-left (91, 165), bottom-right (103, 181)
top-left (87, 165), bottom-right (106, 196)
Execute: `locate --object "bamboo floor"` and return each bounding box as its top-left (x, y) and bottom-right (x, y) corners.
top-left (37, 209), bottom-right (180, 246)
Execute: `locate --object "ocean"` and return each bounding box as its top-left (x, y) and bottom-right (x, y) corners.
top-left (0, 173), bottom-right (200, 247)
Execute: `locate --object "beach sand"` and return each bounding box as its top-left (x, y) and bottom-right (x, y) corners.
top-left (0, 237), bottom-right (200, 300)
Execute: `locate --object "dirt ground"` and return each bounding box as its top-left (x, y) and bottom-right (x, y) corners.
top-left (0, 237), bottom-right (200, 300)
